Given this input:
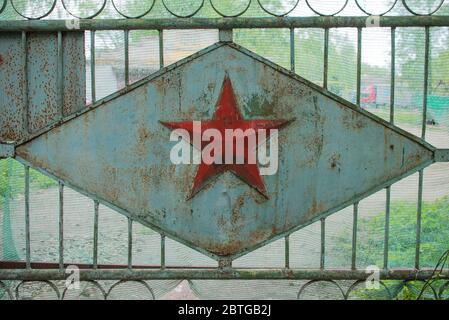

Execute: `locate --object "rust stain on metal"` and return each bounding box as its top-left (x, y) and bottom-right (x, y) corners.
top-left (300, 96), bottom-right (325, 167)
top-left (203, 228), bottom-right (273, 256)
top-left (329, 153), bottom-right (341, 171)
top-left (0, 33), bottom-right (25, 142)
top-left (63, 32), bottom-right (86, 116)
top-left (231, 195), bottom-right (245, 222)
top-left (342, 110), bottom-right (368, 130)
top-left (27, 33), bottom-right (59, 133)
top-left (300, 197), bottom-right (326, 225)
top-left (0, 32), bottom-right (85, 143)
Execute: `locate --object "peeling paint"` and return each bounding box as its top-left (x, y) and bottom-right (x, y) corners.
top-left (14, 43), bottom-right (435, 258)
top-left (0, 32), bottom-right (85, 142)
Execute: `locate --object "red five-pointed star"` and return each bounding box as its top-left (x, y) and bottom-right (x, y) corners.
top-left (161, 75), bottom-right (293, 199)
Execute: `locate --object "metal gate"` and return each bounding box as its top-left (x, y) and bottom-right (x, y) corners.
top-left (1, 0), bottom-right (449, 300)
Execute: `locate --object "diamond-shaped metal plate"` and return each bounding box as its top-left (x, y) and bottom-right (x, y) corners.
top-left (15, 42), bottom-right (435, 259)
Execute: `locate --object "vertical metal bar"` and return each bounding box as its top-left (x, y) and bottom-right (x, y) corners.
top-left (90, 30), bottom-right (96, 103)
top-left (320, 218), bottom-right (325, 269)
top-left (416, 169), bottom-right (424, 270)
top-left (285, 235), bottom-right (290, 269)
top-left (57, 31), bottom-right (64, 119)
top-left (14, 64), bottom-right (29, 277)
top-left (24, 165), bottom-right (31, 269)
top-left (290, 28), bottom-right (295, 73)
top-left (382, 28), bottom-right (397, 271)
top-left (390, 27), bottom-right (396, 124)
top-left (58, 182), bottom-right (64, 271)
top-left (124, 29), bottom-right (130, 86)
top-left (127, 217), bottom-right (133, 269)
top-left (22, 32), bottom-right (29, 134)
top-left (356, 27), bottom-right (362, 106)
top-left (351, 202), bottom-right (359, 270)
top-left (415, 27), bottom-right (429, 270)
top-left (384, 28), bottom-right (396, 270)
top-left (161, 233), bottom-right (166, 269)
top-left (158, 29), bottom-right (164, 69)
top-left (218, 258), bottom-right (232, 269)
top-left (93, 200), bottom-right (99, 269)
top-left (384, 186), bottom-right (391, 270)
top-left (323, 28), bottom-right (329, 90)
top-left (218, 29), bottom-right (233, 42)
top-left (422, 26), bottom-right (430, 139)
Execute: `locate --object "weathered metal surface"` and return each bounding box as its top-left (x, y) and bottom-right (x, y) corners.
top-left (0, 267), bottom-right (447, 281)
top-left (0, 32), bottom-right (25, 142)
top-left (0, 143), bottom-right (14, 158)
top-left (0, 32), bottom-right (85, 142)
top-left (27, 33), bottom-right (59, 133)
top-left (62, 32), bottom-right (86, 116)
top-left (0, 16), bottom-right (449, 32)
top-left (16, 42), bottom-right (435, 259)
top-left (434, 149), bottom-right (449, 162)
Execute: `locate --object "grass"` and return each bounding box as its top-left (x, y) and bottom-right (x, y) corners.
top-left (1, 159), bottom-right (57, 263)
top-left (336, 197), bottom-right (449, 299)
top-left (365, 106), bottom-right (423, 126)
top-left (0, 159), bottom-right (57, 207)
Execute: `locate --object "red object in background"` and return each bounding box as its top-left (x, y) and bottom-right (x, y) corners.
top-left (361, 85), bottom-right (377, 104)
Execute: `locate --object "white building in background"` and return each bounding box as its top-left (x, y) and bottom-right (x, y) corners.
top-left (86, 30), bottom-right (219, 103)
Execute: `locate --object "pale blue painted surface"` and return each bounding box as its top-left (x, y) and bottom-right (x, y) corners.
top-left (0, 32), bottom-right (85, 141)
top-left (16, 43), bottom-right (435, 258)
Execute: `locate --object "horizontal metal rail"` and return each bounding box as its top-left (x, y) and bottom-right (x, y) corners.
top-left (0, 267), bottom-right (447, 281)
top-left (0, 16), bottom-right (449, 32)
top-left (0, 0), bottom-right (447, 20)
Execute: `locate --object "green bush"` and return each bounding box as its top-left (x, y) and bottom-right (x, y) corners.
top-left (336, 197), bottom-right (449, 299)
top-left (0, 159), bottom-right (57, 205)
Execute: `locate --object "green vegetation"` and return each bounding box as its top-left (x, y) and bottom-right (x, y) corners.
top-left (336, 197), bottom-right (449, 299)
top-left (367, 107), bottom-right (423, 126)
top-left (1, 159), bottom-right (57, 261)
top-left (0, 159), bottom-right (57, 207)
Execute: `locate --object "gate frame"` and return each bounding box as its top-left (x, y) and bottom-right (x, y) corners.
top-left (1, 13), bottom-right (449, 299)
